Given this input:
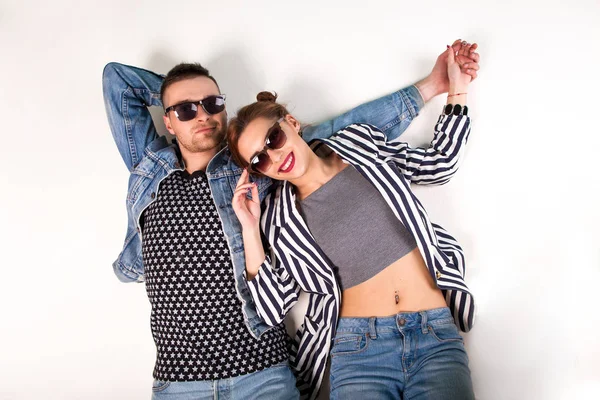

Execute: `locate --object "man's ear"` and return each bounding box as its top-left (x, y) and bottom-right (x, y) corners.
top-left (163, 115), bottom-right (176, 136)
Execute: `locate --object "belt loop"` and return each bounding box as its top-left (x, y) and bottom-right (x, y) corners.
top-left (420, 311), bottom-right (428, 334)
top-left (369, 317), bottom-right (377, 340)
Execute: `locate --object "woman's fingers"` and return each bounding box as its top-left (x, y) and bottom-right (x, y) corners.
top-left (451, 39), bottom-right (462, 53)
top-left (233, 183), bottom-right (256, 196)
top-left (447, 45), bottom-right (456, 64)
top-left (251, 182), bottom-right (260, 204)
top-left (235, 168), bottom-right (249, 189)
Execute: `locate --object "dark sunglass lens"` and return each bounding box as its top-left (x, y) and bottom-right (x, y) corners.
top-left (251, 153), bottom-right (272, 173)
top-left (202, 95), bottom-right (226, 115)
top-left (174, 103), bottom-right (198, 121)
top-left (266, 125), bottom-right (286, 149)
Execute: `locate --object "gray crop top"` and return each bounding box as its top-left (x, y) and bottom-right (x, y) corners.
top-left (299, 165), bottom-right (417, 290)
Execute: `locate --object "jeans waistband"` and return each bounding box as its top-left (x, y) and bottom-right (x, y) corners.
top-left (336, 307), bottom-right (454, 338)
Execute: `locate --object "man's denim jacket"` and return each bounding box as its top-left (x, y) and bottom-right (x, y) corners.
top-left (102, 62), bottom-right (424, 339)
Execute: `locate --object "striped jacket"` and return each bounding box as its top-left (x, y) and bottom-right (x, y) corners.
top-left (246, 114), bottom-right (475, 399)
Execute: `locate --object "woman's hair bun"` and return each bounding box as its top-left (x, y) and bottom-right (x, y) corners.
top-left (256, 91), bottom-right (278, 103)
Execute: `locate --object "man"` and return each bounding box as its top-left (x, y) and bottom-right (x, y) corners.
top-left (102, 40), bottom-right (479, 399)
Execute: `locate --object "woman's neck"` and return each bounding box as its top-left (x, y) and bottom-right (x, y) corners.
top-left (291, 151), bottom-right (347, 201)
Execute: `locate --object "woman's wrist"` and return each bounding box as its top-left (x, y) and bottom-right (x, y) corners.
top-left (447, 83), bottom-right (468, 106)
top-left (242, 226), bottom-right (261, 238)
top-left (448, 83), bottom-right (469, 95)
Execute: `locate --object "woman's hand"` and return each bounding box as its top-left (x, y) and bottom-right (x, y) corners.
top-left (447, 42), bottom-right (474, 91)
top-left (415, 39), bottom-right (480, 102)
top-left (232, 169), bottom-right (261, 232)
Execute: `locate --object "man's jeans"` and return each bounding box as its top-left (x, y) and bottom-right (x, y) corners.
top-left (151, 361), bottom-right (298, 400)
top-left (329, 307), bottom-right (474, 400)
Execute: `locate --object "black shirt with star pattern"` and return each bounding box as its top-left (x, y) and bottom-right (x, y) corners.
top-left (141, 169), bottom-right (289, 381)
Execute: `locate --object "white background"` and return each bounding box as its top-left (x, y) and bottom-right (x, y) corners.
top-left (1, 0), bottom-right (599, 399)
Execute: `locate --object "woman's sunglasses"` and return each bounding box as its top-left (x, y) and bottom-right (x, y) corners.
top-left (164, 95), bottom-right (226, 122)
top-left (249, 118), bottom-right (288, 174)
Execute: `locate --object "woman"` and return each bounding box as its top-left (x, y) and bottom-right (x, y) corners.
top-left (228, 44), bottom-right (476, 400)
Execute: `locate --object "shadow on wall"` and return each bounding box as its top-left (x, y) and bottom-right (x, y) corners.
top-left (144, 46), bottom-right (339, 130)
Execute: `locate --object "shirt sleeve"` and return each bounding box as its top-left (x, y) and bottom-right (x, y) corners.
top-left (244, 251), bottom-right (301, 327)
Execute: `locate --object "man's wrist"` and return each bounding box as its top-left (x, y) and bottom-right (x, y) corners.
top-left (415, 76), bottom-right (443, 103)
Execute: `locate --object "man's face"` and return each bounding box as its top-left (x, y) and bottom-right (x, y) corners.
top-left (162, 76), bottom-right (227, 155)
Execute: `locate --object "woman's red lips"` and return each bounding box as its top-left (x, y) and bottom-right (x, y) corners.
top-left (278, 152), bottom-right (295, 173)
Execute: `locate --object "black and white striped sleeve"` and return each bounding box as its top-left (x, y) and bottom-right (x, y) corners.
top-left (379, 114), bottom-right (471, 185)
top-left (245, 248), bottom-right (301, 327)
top-left (340, 115), bottom-right (471, 185)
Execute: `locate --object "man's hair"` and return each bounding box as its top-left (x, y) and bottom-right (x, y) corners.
top-left (160, 63), bottom-right (220, 105)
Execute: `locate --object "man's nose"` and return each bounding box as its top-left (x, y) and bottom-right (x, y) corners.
top-left (195, 105), bottom-right (210, 122)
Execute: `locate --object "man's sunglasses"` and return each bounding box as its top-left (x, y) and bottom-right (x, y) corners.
top-left (164, 95), bottom-right (226, 122)
top-left (249, 118), bottom-right (288, 174)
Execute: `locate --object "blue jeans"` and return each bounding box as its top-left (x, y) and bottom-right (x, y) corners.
top-left (151, 361), bottom-right (299, 400)
top-left (330, 308), bottom-right (474, 400)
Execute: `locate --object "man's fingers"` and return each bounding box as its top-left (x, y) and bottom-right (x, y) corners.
top-left (460, 42), bottom-right (471, 57)
top-left (462, 62), bottom-right (480, 71)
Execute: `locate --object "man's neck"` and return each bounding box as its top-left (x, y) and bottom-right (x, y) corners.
top-left (180, 146), bottom-right (221, 173)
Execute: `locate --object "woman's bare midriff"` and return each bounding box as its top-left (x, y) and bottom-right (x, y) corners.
top-left (339, 248), bottom-right (447, 317)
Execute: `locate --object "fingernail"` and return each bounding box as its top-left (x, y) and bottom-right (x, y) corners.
top-left (464, 63), bottom-right (469, 67)
top-left (447, 45), bottom-right (450, 48)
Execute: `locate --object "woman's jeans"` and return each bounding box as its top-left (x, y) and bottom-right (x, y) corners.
top-left (151, 361), bottom-right (298, 400)
top-left (330, 307), bottom-right (474, 400)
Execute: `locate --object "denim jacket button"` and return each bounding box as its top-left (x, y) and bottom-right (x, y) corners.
top-left (151, 192), bottom-right (156, 199)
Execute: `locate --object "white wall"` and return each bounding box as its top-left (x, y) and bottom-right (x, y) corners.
top-left (1, 0), bottom-right (599, 399)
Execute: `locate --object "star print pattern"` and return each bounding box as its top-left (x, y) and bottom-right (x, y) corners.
top-left (141, 170), bottom-right (289, 381)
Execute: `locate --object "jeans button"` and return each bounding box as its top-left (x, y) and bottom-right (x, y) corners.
top-left (399, 318), bottom-right (406, 326)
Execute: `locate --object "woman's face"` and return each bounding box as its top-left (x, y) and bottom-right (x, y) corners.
top-left (237, 115), bottom-right (311, 181)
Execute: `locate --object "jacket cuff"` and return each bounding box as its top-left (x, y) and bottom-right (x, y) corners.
top-left (400, 85), bottom-right (425, 118)
top-left (244, 257), bottom-right (275, 298)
